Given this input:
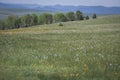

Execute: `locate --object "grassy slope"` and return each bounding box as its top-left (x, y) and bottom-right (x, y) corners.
top-left (0, 15), bottom-right (120, 80)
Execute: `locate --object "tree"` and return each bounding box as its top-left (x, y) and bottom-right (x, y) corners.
top-left (1, 10), bottom-right (86, 30)
top-left (76, 10), bottom-right (83, 20)
top-left (66, 12), bottom-right (75, 21)
top-left (0, 20), bottom-right (6, 30)
top-left (54, 13), bottom-right (67, 22)
top-left (21, 14), bottom-right (32, 27)
top-left (6, 15), bottom-right (17, 29)
top-left (92, 14), bottom-right (97, 19)
top-left (2, 15), bottom-right (22, 29)
top-left (86, 15), bottom-right (89, 20)
top-left (44, 13), bottom-right (53, 24)
top-left (31, 13), bottom-right (38, 25)
top-left (47, 14), bottom-right (53, 24)
top-left (5, 16), bottom-right (22, 29)
top-left (38, 13), bottom-right (53, 24)
top-left (14, 16), bottom-right (22, 28)
top-left (38, 15), bottom-right (44, 25)
top-left (58, 23), bottom-right (63, 26)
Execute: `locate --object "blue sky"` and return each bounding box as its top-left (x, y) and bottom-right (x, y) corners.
top-left (0, 0), bottom-right (120, 7)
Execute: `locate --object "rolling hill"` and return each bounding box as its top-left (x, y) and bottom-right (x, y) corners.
top-left (0, 15), bottom-right (120, 80)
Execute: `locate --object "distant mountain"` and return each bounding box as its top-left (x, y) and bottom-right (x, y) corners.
top-left (0, 2), bottom-right (120, 19)
top-left (35, 5), bottom-right (120, 14)
top-left (0, 2), bottom-right (40, 9)
top-left (0, 2), bottom-right (52, 19)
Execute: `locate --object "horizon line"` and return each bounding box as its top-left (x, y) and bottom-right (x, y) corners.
top-left (0, 2), bottom-right (120, 7)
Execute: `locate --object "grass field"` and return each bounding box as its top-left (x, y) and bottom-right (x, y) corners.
top-left (0, 15), bottom-right (120, 80)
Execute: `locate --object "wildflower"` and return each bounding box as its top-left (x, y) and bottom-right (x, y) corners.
top-left (54, 54), bottom-right (57, 57)
top-left (63, 73), bottom-right (67, 77)
top-left (83, 64), bottom-right (89, 75)
top-left (70, 73), bottom-right (74, 77)
top-left (98, 53), bottom-right (102, 56)
top-left (50, 65), bottom-right (53, 68)
top-left (43, 56), bottom-right (48, 60)
top-left (75, 57), bottom-right (79, 62)
top-left (57, 54), bottom-right (62, 58)
top-left (98, 53), bottom-right (104, 58)
top-left (101, 55), bottom-right (104, 58)
top-left (76, 53), bottom-right (79, 57)
top-left (114, 72), bottom-right (117, 75)
top-left (76, 73), bottom-right (79, 77)
top-left (109, 63), bottom-right (112, 66)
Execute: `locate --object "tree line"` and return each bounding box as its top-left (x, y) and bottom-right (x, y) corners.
top-left (0, 10), bottom-right (97, 30)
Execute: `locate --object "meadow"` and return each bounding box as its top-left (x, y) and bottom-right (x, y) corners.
top-left (0, 15), bottom-right (120, 80)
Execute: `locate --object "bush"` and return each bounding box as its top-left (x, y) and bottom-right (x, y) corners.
top-left (58, 23), bottom-right (63, 26)
top-left (86, 16), bottom-right (89, 20)
top-left (92, 14), bottom-right (97, 19)
top-left (54, 13), bottom-right (67, 22)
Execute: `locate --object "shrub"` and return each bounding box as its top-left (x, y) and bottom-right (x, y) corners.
top-left (54, 13), bottom-right (67, 22)
top-left (92, 14), bottom-right (97, 19)
top-left (86, 16), bottom-right (89, 20)
top-left (58, 23), bottom-right (63, 26)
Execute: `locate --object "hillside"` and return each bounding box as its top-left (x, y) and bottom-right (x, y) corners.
top-left (0, 15), bottom-right (120, 80)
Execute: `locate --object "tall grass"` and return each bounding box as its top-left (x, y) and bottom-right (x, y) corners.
top-left (0, 15), bottom-right (120, 80)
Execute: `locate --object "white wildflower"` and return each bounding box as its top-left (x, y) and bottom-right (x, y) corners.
top-left (75, 57), bottom-right (79, 62)
top-left (109, 63), bottom-right (112, 66)
top-left (54, 54), bottom-right (57, 57)
top-left (43, 56), bottom-right (48, 60)
top-left (76, 53), bottom-right (79, 57)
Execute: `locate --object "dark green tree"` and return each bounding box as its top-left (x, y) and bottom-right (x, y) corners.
top-left (86, 15), bottom-right (89, 20)
top-left (38, 13), bottom-right (53, 24)
top-left (92, 14), bottom-right (97, 19)
top-left (38, 15), bottom-right (44, 25)
top-left (54, 13), bottom-right (67, 22)
top-left (66, 12), bottom-right (75, 21)
top-left (14, 16), bottom-right (22, 28)
top-left (31, 13), bottom-right (38, 25)
top-left (21, 14), bottom-right (32, 27)
top-left (5, 16), bottom-right (22, 29)
top-left (17, 17), bottom-right (24, 28)
top-left (1, 10), bottom-right (86, 30)
top-left (42, 13), bottom-right (49, 24)
top-left (6, 15), bottom-right (17, 29)
top-left (0, 20), bottom-right (6, 30)
top-left (47, 14), bottom-right (53, 24)
top-left (76, 10), bottom-right (83, 20)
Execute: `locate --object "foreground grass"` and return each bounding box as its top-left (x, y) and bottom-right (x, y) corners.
top-left (0, 15), bottom-right (120, 80)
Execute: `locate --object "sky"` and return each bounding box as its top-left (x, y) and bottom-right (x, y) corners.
top-left (0, 0), bottom-right (120, 7)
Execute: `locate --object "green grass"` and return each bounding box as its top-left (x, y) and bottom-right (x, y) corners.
top-left (0, 15), bottom-right (120, 80)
